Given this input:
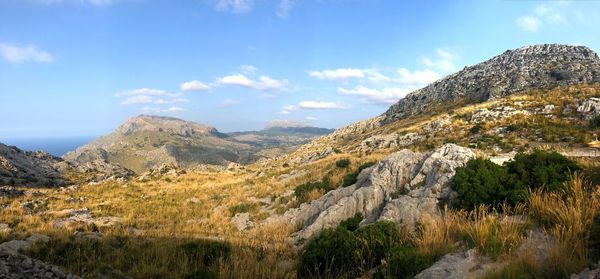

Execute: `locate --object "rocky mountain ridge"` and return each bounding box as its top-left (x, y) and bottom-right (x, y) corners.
top-left (383, 44), bottom-right (600, 123)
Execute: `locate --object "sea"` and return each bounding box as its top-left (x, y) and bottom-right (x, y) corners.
top-left (0, 137), bottom-right (96, 157)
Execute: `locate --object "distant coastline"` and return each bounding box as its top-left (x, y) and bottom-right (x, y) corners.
top-left (0, 137), bottom-right (95, 157)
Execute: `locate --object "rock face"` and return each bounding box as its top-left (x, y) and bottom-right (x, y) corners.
top-left (0, 143), bottom-right (66, 187)
top-left (383, 44), bottom-right (600, 123)
top-left (284, 144), bottom-right (475, 241)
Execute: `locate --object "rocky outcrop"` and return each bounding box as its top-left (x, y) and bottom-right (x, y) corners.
top-left (578, 97), bottom-right (600, 119)
top-left (384, 44), bottom-right (600, 123)
top-left (0, 143), bottom-right (66, 187)
top-left (283, 144), bottom-right (475, 241)
top-left (0, 234), bottom-right (80, 279)
top-left (470, 106), bottom-right (531, 123)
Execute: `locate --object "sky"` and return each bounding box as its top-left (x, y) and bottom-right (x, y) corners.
top-left (1, 0), bottom-right (600, 138)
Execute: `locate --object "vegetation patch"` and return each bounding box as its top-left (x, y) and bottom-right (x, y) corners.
top-left (452, 150), bottom-right (581, 210)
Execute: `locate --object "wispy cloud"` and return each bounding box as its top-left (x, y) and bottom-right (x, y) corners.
top-left (181, 80), bottom-right (210, 92)
top-left (516, 4), bottom-right (567, 32)
top-left (215, 0), bottom-right (254, 14)
top-left (276, 0), bottom-right (295, 18)
top-left (310, 49), bottom-right (452, 105)
top-left (116, 88), bottom-right (187, 107)
top-left (309, 68), bottom-right (365, 81)
top-left (0, 43), bottom-right (53, 64)
top-left (338, 86), bottom-right (411, 105)
top-left (222, 98), bottom-right (240, 106)
top-left (516, 16), bottom-right (543, 32)
top-left (298, 101), bottom-right (347, 110)
top-left (142, 106), bottom-right (186, 113)
top-left (217, 74), bottom-right (290, 91)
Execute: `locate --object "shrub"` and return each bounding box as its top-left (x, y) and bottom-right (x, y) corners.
top-left (451, 158), bottom-right (513, 210)
top-left (339, 213), bottom-right (363, 232)
top-left (470, 122), bottom-right (483, 134)
top-left (505, 150), bottom-right (581, 193)
top-left (387, 245), bottom-right (434, 278)
top-left (335, 158), bottom-right (351, 168)
top-left (294, 178), bottom-right (333, 203)
top-left (591, 116), bottom-right (600, 129)
top-left (452, 150), bottom-right (581, 210)
top-left (354, 221), bottom-right (402, 269)
top-left (297, 228), bottom-right (361, 278)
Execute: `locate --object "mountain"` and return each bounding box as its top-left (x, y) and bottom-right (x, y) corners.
top-left (64, 115), bottom-right (333, 173)
top-left (0, 143), bottom-right (66, 187)
top-left (383, 44), bottom-right (600, 123)
top-left (276, 44), bottom-right (600, 167)
top-left (227, 120), bottom-right (334, 149)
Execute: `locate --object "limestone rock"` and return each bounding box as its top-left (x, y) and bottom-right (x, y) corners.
top-left (284, 144), bottom-right (475, 241)
top-left (413, 249), bottom-right (497, 279)
top-left (231, 213), bottom-right (254, 231)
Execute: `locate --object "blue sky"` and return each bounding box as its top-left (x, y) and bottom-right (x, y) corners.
top-left (1, 0), bottom-right (600, 138)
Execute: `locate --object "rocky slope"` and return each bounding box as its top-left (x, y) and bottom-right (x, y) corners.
top-left (65, 115), bottom-right (333, 173)
top-left (383, 44), bottom-right (600, 123)
top-left (0, 143), bottom-right (66, 187)
top-left (280, 144), bottom-right (475, 242)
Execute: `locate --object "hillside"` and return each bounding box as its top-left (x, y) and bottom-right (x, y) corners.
top-left (64, 115), bottom-right (333, 173)
top-left (2, 44), bottom-right (600, 279)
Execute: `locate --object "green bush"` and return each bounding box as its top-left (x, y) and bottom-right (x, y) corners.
top-left (451, 158), bottom-right (513, 210)
top-left (452, 150), bottom-right (580, 210)
top-left (339, 213), bottom-right (363, 232)
top-left (336, 158), bottom-right (351, 168)
top-left (228, 203), bottom-right (254, 216)
top-left (387, 245), bottom-right (434, 278)
top-left (590, 116), bottom-right (600, 129)
top-left (470, 122), bottom-right (483, 134)
top-left (504, 150), bottom-right (581, 193)
top-left (297, 228), bottom-right (361, 278)
top-left (354, 221), bottom-right (402, 269)
top-left (294, 178), bottom-right (333, 203)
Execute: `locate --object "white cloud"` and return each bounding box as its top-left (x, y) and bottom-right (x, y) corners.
top-left (276, 0), bottom-right (295, 18)
top-left (181, 80), bottom-right (210, 92)
top-left (0, 43), bottom-right (53, 64)
top-left (142, 106), bottom-right (186, 113)
top-left (298, 101), bottom-right (346, 110)
top-left (217, 74), bottom-right (289, 91)
top-left (339, 85), bottom-right (410, 105)
top-left (222, 98), bottom-right (240, 106)
top-left (215, 0), bottom-right (254, 14)
top-left (396, 68), bottom-right (441, 86)
top-left (116, 88), bottom-right (186, 107)
top-left (115, 88), bottom-right (168, 97)
top-left (305, 116), bottom-right (318, 121)
top-left (309, 68), bottom-right (365, 81)
top-left (279, 110), bottom-right (292, 114)
top-left (517, 4), bottom-right (567, 32)
top-left (239, 64), bottom-right (257, 74)
top-left (422, 49), bottom-right (456, 72)
top-left (516, 16), bottom-right (543, 32)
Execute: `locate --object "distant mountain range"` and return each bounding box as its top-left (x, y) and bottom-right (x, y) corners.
top-left (63, 115), bottom-right (333, 173)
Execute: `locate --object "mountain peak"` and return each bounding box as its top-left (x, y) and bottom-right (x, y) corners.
top-left (264, 120), bottom-right (312, 130)
top-left (116, 115), bottom-right (218, 137)
top-left (383, 44), bottom-right (600, 123)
